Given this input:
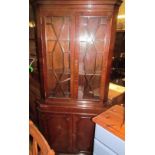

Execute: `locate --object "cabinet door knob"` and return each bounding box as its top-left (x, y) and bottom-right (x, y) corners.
top-left (66, 118), bottom-right (70, 121)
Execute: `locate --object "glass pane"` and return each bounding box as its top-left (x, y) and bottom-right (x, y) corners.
top-left (78, 16), bottom-right (107, 100)
top-left (45, 16), bottom-right (71, 98)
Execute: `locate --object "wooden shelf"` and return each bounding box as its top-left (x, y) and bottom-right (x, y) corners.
top-left (78, 86), bottom-right (100, 100)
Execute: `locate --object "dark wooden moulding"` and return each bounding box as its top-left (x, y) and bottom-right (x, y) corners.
top-left (33, 0), bottom-right (122, 154)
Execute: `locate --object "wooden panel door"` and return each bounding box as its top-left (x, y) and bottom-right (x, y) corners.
top-left (39, 113), bottom-right (72, 153)
top-left (72, 114), bottom-right (96, 154)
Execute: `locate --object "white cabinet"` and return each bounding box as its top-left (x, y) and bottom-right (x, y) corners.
top-left (94, 138), bottom-right (117, 155)
top-left (92, 105), bottom-right (125, 155)
top-left (93, 124), bottom-right (125, 155)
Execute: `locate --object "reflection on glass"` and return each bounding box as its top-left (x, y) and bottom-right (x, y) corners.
top-left (79, 34), bottom-right (94, 44)
top-left (78, 16), bottom-right (107, 100)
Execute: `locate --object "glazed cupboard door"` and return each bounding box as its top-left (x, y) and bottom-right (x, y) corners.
top-left (40, 12), bottom-right (75, 99)
top-left (75, 14), bottom-right (111, 101)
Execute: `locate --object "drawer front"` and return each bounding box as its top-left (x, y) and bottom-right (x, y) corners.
top-left (95, 124), bottom-right (125, 155)
top-left (93, 139), bottom-right (117, 155)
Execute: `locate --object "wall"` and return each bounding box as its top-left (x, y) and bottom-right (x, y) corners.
top-left (117, 0), bottom-right (125, 30)
top-left (29, 3), bottom-right (41, 124)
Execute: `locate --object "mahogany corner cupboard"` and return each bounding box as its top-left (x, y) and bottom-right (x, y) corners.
top-left (33, 0), bottom-right (122, 154)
